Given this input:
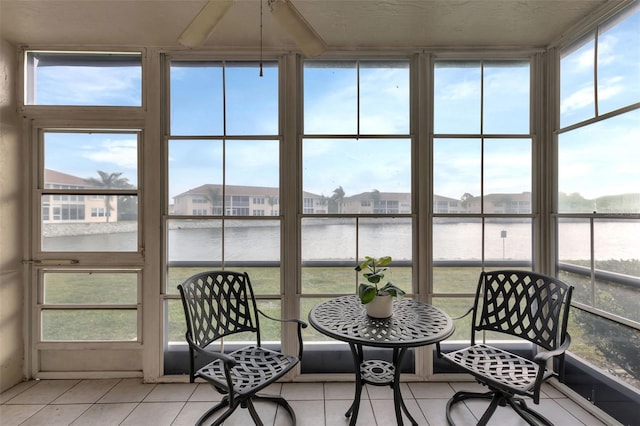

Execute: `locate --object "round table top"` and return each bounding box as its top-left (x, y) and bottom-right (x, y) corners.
top-left (308, 295), bottom-right (455, 348)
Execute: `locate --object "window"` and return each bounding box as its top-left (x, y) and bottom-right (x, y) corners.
top-left (302, 60), bottom-right (411, 218)
top-left (38, 129), bottom-right (141, 347)
top-left (431, 59), bottom-right (534, 340)
top-left (41, 271), bottom-right (139, 341)
top-left (431, 58), bottom-right (536, 350)
top-left (21, 49), bottom-right (145, 374)
top-left (558, 4), bottom-right (640, 391)
top-left (42, 131), bottom-right (139, 251)
top-left (91, 208), bottom-right (105, 217)
top-left (560, 6), bottom-right (640, 128)
top-left (165, 60), bottom-right (281, 374)
top-left (25, 51), bottom-right (142, 106)
top-left (300, 59), bottom-right (412, 372)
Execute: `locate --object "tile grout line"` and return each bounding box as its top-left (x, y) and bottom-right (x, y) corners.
top-left (0, 380), bottom-right (612, 426)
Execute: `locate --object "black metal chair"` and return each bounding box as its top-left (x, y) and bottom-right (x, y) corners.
top-left (178, 270), bottom-right (307, 426)
top-left (437, 270), bottom-right (573, 426)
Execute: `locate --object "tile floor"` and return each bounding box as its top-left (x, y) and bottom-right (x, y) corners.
top-left (1, 378), bottom-right (610, 425)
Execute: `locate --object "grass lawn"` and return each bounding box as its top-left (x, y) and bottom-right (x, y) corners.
top-left (41, 263), bottom-right (639, 388)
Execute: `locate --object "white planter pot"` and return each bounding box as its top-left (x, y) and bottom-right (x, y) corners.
top-left (365, 294), bottom-right (393, 318)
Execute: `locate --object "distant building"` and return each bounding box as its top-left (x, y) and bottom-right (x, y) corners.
top-left (172, 186), bottom-right (541, 216)
top-left (478, 192), bottom-right (532, 214)
top-left (43, 169), bottom-right (119, 223)
top-left (173, 184), bottom-right (283, 216)
top-left (44, 174), bottom-right (635, 219)
top-left (433, 195), bottom-right (463, 213)
top-left (173, 186), bottom-right (417, 216)
top-left (302, 192), bottom-right (328, 214)
top-left (342, 191), bottom-right (411, 214)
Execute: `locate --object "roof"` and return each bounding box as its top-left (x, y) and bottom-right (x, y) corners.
top-left (44, 169), bottom-right (88, 186)
top-left (176, 184), bottom-right (323, 199)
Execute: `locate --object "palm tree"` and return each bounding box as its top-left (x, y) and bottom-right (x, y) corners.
top-left (331, 185), bottom-right (345, 214)
top-left (84, 171), bottom-right (131, 222)
top-left (205, 186), bottom-right (222, 215)
top-left (461, 192), bottom-right (474, 211)
top-left (267, 195), bottom-right (278, 215)
top-left (371, 189), bottom-right (381, 210)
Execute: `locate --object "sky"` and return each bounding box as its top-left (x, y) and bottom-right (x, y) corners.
top-left (38, 8), bottom-right (639, 204)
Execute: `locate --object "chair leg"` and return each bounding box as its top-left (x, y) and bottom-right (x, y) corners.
top-left (476, 393), bottom-right (502, 426)
top-left (446, 390), bottom-right (495, 425)
top-left (446, 389), bottom-right (553, 426)
top-left (254, 393), bottom-right (297, 425)
top-left (197, 392), bottom-right (296, 426)
top-left (507, 397), bottom-right (553, 426)
top-left (245, 399), bottom-right (265, 426)
top-left (196, 396), bottom-right (241, 426)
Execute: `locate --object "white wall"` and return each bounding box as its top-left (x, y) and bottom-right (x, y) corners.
top-left (0, 38), bottom-right (25, 391)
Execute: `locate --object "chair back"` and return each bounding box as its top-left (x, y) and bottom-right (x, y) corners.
top-left (471, 270), bottom-right (573, 351)
top-left (178, 270), bottom-right (261, 350)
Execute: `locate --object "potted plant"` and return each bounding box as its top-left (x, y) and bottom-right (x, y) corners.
top-left (355, 255), bottom-right (406, 318)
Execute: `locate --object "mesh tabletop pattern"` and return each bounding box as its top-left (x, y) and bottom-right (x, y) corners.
top-left (309, 295), bottom-right (454, 348)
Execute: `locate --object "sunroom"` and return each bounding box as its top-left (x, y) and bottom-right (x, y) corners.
top-left (1, 0), bottom-right (638, 425)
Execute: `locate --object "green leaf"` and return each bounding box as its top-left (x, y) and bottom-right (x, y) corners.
top-left (355, 257), bottom-right (373, 272)
top-left (379, 282), bottom-right (406, 297)
top-left (378, 256), bottom-right (392, 266)
top-left (358, 284), bottom-right (377, 304)
top-left (358, 259), bottom-right (404, 303)
top-left (363, 272), bottom-right (382, 284)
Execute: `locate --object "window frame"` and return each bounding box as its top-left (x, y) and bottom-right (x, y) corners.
top-left (162, 54), bottom-right (285, 375)
top-left (554, 8), bottom-right (640, 329)
top-left (429, 55), bottom-right (538, 304)
top-left (552, 1), bottom-right (640, 396)
top-left (19, 47), bottom-right (148, 378)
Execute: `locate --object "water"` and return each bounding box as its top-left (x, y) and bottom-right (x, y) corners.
top-left (42, 220), bottom-right (639, 262)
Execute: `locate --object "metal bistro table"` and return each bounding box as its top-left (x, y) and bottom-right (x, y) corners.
top-left (308, 295), bottom-right (454, 426)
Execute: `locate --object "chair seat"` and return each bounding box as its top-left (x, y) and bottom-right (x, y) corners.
top-left (443, 344), bottom-right (553, 393)
top-left (197, 346), bottom-right (298, 396)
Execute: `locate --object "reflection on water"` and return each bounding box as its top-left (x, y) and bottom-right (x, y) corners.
top-left (42, 221), bottom-right (637, 262)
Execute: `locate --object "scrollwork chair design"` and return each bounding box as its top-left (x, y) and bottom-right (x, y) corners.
top-left (437, 270), bottom-right (573, 426)
top-left (178, 271), bottom-right (307, 425)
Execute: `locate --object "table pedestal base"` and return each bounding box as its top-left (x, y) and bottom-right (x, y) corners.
top-left (346, 343), bottom-right (418, 426)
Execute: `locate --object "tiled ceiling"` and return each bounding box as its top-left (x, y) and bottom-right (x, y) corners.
top-left (1, 0), bottom-right (611, 51)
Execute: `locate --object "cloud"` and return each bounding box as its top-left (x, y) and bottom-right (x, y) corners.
top-left (440, 80), bottom-right (479, 101)
top-left (560, 85), bottom-right (594, 114)
top-left (304, 66), bottom-right (411, 135)
top-left (37, 67), bottom-right (141, 106)
top-left (484, 69), bottom-right (528, 95)
top-left (598, 76), bottom-right (625, 101)
top-left (558, 112), bottom-right (640, 198)
top-left (597, 34), bottom-right (619, 67)
top-left (303, 138), bottom-right (411, 196)
top-left (82, 138), bottom-right (138, 170)
top-left (563, 43), bottom-right (595, 75)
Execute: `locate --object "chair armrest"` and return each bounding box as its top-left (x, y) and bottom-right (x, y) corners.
top-left (258, 308), bottom-right (309, 328)
top-left (185, 333), bottom-right (237, 367)
top-left (258, 309), bottom-right (308, 359)
top-left (451, 306), bottom-right (474, 320)
top-left (533, 333), bottom-right (571, 364)
top-left (529, 333), bottom-right (571, 402)
top-left (185, 333), bottom-right (240, 402)
top-left (436, 306), bottom-right (473, 358)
